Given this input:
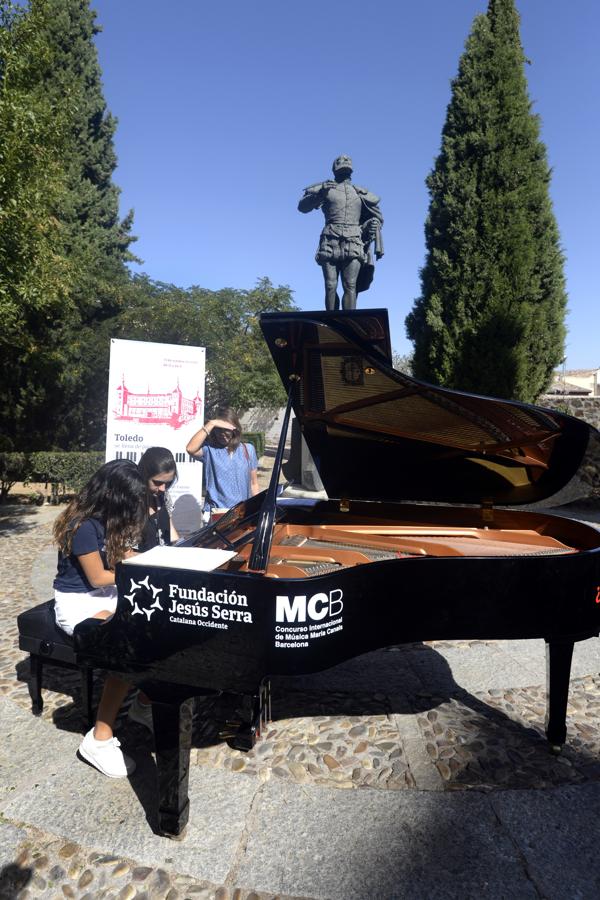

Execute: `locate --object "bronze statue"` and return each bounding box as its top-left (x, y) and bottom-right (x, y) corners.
top-left (298, 155), bottom-right (384, 310)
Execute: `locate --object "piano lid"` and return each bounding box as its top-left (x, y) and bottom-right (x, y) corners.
top-left (260, 309), bottom-right (598, 507)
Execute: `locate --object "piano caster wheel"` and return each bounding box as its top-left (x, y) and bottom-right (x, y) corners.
top-left (227, 727), bottom-right (256, 753)
top-left (32, 703), bottom-right (43, 717)
top-left (162, 826), bottom-right (188, 842)
top-left (549, 743), bottom-right (563, 756)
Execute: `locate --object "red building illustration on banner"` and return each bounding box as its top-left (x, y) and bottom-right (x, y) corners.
top-left (114, 376), bottom-right (202, 429)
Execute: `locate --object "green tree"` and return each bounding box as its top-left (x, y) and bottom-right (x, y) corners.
top-left (67, 277), bottom-right (297, 449)
top-left (0, 0), bottom-right (137, 450)
top-left (392, 351), bottom-right (413, 375)
top-left (0, 0), bottom-right (79, 449)
top-left (29, 0), bottom-right (138, 448)
top-left (406, 0), bottom-right (566, 403)
top-left (29, 0), bottom-right (136, 322)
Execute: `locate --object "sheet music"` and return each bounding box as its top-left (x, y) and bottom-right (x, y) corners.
top-left (123, 546), bottom-right (236, 571)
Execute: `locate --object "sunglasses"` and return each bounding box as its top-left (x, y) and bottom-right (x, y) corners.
top-left (214, 428), bottom-right (236, 440)
top-left (151, 477), bottom-right (174, 488)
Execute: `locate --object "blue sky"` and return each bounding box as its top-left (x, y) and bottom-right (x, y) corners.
top-left (92, 0), bottom-right (598, 369)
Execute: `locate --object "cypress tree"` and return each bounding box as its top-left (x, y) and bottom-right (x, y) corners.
top-left (29, 0), bottom-right (137, 322)
top-left (406, 0), bottom-right (567, 403)
top-left (31, 0), bottom-right (138, 448)
top-left (0, 0), bottom-right (80, 449)
top-left (0, 0), bottom-right (136, 448)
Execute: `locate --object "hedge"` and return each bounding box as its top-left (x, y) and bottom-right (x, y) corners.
top-left (0, 451), bottom-right (104, 503)
top-left (30, 452), bottom-right (105, 500)
top-left (0, 438), bottom-right (266, 503)
top-left (0, 453), bottom-right (28, 502)
top-left (244, 432), bottom-right (265, 459)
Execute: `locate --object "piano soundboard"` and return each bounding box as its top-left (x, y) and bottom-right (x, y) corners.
top-left (217, 520), bottom-right (577, 579)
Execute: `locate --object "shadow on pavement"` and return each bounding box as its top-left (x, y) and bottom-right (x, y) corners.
top-left (12, 642), bottom-right (600, 835)
top-left (0, 505), bottom-right (42, 535)
top-left (0, 862), bottom-right (33, 899)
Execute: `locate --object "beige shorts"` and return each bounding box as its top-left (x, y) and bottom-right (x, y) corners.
top-left (54, 586), bottom-right (118, 636)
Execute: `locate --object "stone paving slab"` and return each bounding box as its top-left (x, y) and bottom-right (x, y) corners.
top-left (0, 746), bottom-right (259, 885)
top-left (0, 698), bottom-right (77, 804)
top-left (2, 500), bottom-right (600, 897)
top-left (410, 643), bottom-right (542, 693)
top-left (29, 545), bottom-right (56, 605)
top-left (492, 783), bottom-right (600, 900)
top-left (555, 636), bottom-right (600, 679)
top-left (273, 635), bottom-right (600, 703)
top-left (272, 647), bottom-right (423, 696)
top-left (0, 823), bottom-right (30, 899)
top-left (0, 824), bottom-right (28, 868)
top-left (491, 636), bottom-right (600, 681)
top-left (235, 779), bottom-right (539, 899)
top-left (0, 824), bottom-right (284, 899)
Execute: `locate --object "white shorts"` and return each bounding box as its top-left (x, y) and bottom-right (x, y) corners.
top-left (54, 586), bottom-right (118, 636)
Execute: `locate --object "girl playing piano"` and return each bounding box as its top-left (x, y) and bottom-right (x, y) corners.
top-left (124, 447), bottom-right (181, 732)
top-left (137, 446), bottom-right (179, 550)
top-left (53, 458), bottom-right (146, 778)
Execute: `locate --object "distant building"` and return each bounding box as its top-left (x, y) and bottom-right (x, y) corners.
top-left (115, 376), bottom-right (202, 429)
top-left (547, 368), bottom-right (600, 397)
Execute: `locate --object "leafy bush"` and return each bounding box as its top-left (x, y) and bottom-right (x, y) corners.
top-left (29, 452), bottom-right (104, 501)
top-left (0, 452), bottom-right (29, 502)
top-left (244, 432), bottom-right (265, 459)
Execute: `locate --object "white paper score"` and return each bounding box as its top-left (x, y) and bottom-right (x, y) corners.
top-left (123, 546), bottom-right (235, 572)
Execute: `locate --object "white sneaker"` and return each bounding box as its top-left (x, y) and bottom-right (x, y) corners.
top-left (127, 694), bottom-right (154, 731)
top-left (78, 728), bottom-right (136, 778)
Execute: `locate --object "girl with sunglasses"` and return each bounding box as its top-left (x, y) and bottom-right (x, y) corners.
top-left (186, 407), bottom-right (259, 521)
top-left (137, 447), bottom-right (179, 551)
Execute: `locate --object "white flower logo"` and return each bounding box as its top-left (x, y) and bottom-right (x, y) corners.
top-left (124, 576), bottom-right (164, 621)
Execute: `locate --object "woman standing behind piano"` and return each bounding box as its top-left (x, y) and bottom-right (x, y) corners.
top-left (53, 459), bottom-right (146, 778)
top-left (186, 408), bottom-right (259, 520)
top-left (137, 446), bottom-right (179, 550)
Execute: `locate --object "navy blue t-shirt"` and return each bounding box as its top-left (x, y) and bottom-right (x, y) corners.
top-left (53, 518), bottom-right (109, 593)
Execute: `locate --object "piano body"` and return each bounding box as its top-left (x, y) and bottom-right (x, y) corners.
top-left (75, 309), bottom-right (600, 836)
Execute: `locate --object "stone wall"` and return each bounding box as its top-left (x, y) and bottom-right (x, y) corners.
top-left (539, 396), bottom-right (600, 500)
top-left (241, 406), bottom-right (291, 446)
top-left (540, 396), bottom-right (600, 431)
top-left (244, 399), bottom-right (600, 501)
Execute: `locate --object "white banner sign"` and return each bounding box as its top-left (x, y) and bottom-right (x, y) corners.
top-left (106, 338), bottom-right (206, 534)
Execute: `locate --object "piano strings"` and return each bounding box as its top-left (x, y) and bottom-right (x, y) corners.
top-left (226, 521), bottom-right (577, 578)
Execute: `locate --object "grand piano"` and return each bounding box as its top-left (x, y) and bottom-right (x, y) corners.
top-left (75, 309), bottom-right (600, 836)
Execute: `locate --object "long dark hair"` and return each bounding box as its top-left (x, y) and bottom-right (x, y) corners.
top-left (138, 447), bottom-right (178, 484)
top-left (207, 407), bottom-right (242, 452)
top-left (138, 446), bottom-right (178, 510)
top-left (53, 459), bottom-right (146, 568)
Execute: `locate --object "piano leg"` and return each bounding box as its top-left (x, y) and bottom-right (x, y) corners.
top-left (151, 697), bottom-right (194, 837)
top-left (81, 665), bottom-right (94, 729)
top-left (29, 654), bottom-right (44, 716)
top-left (227, 679), bottom-right (271, 752)
top-left (544, 638), bottom-right (575, 752)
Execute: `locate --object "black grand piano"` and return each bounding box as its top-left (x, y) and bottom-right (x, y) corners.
top-left (75, 309), bottom-right (600, 836)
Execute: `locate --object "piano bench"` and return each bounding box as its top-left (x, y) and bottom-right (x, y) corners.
top-left (17, 599), bottom-right (95, 727)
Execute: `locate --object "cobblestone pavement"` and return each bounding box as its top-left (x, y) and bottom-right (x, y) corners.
top-left (1, 495), bottom-right (600, 898)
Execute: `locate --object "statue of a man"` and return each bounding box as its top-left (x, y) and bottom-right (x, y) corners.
top-left (298, 155), bottom-right (384, 310)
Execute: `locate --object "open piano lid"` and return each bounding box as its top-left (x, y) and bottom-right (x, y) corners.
top-left (260, 309), bottom-right (597, 507)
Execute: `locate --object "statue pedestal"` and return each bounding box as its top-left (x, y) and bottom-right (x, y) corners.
top-left (282, 418), bottom-right (325, 494)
